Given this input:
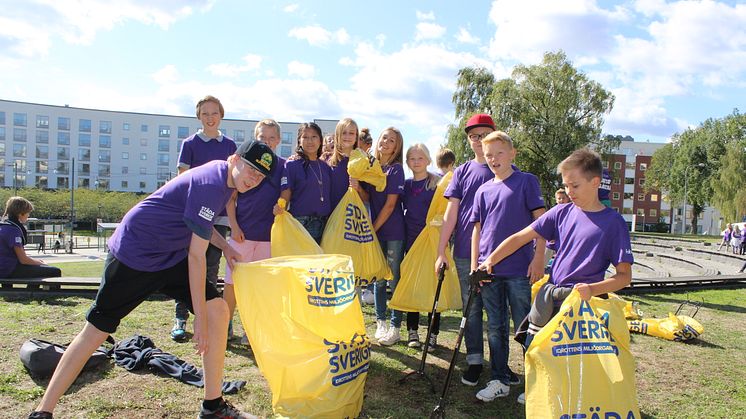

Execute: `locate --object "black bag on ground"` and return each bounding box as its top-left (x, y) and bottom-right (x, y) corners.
top-left (20, 338), bottom-right (113, 378)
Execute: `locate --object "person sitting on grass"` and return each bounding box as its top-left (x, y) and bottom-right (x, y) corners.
top-left (0, 196), bottom-right (61, 279)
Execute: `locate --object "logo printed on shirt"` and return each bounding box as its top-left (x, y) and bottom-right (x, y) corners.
top-left (15, 237), bottom-right (22, 244)
top-left (625, 248), bottom-right (632, 255)
top-left (198, 206), bottom-right (215, 222)
top-left (398, 184), bottom-right (405, 191)
top-left (281, 176), bottom-right (288, 186)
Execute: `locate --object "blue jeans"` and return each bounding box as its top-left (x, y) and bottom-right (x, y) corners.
top-left (491, 275), bottom-right (531, 382)
top-left (296, 215), bottom-right (328, 244)
top-left (374, 240), bottom-right (404, 328)
top-left (455, 257), bottom-right (485, 366)
top-left (504, 276), bottom-right (531, 334)
top-left (480, 279), bottom-right (510, 383)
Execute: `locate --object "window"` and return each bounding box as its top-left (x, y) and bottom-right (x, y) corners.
top-left (624, 192), bottom-right (633, 200)
top-left (79, 163), bottom-right (90, 175)
top-left (79, 119), bottom-right (91, 132)
top-left (158, 139), bottom-right (169, 152)
top-left (0, 111), bottom-right (4, 124)
top-left (637, 208), bottom-right (645, 216)
top-left (122, 152), bottom-right (129, 160)
top-left (55, 162), bottom-right (69, 175)
top-left (13, 128), bottom-right (27, 142)
top-left (123, 122), bottom-right (130, 131)
top-left (282, 132), bottom-right (293, 145)
top-left (36, 160), bottom-right (48, 173)
top-left (78, 178), bottom-right (90, 188)
top-left (100, 121), bottom-right (112, 134)
top-left (159, 125), bottom-right (171, 137)
top-left (122, 137), bottom-right (129, 145)
top-left (98, 164), bottom-right (110, 177)
top-left (158, 153), bottom-right (170, 166)
top-left (140, 167), bottom-right (147, 175)
top-left (178, 126), bottom-right (190, 138)
top-left (140, 138), bottom-right (148, 146)
top-left (602, 160), bottom-right (609, 169)
top-left (36, 146), bottom-right (48, 159)
top-left (625, 177), bottom-right (634, 185)
top-left (0, 142), bottom-right (4, 156)
top-left (58, 117), bottom-right (70, 131)
top-left (651, 194), bottom-right (658, 202)
top-left (78, 148), bottom-right (90, 161)
top-left (0, 127), bottom-right (4, 142)
top-left (613, 161), bottom-right (622, 170)
top-left (13, 113), bottom-right (27, 126)
top-left (13, 144), bottom-right (27, 158)
top-left (99, 135), bottom-right (111, 148)
top-left (99, 150), bottom-right (111, 163)
top-left (56, 177), bottom-right (69, 189)
top-left (280, 145), bottom-right (292, 157)
top-left (622, 207), bottom-right (633, 215)
top-left (35, 130), bottom-right (49, 144)
top-left (96, 178), bottom-right (110, 190)
top-left (158, 167), bottom-right (171, 180)
top-left (141, 124), bottom-right (148, 132)
top-left (650, 209), bottom-right (657, 217)
top-left (139, 181), bottom-right (146, 189)
top-left (57, 147), bottom-right (70, 160)
top-left (234, 130), bottom-right (245, 141)
top-left (78, 133), bottom-right (91, 147)
top-left (638, 178), bottom-right (645, 186)
top-left (121, 181), bottom-right (128, 189)
top-left (36, 115), bottom-right (49, 129)
top-left (637, 193), bottom-right (645, 201)
top-left (612, 192), bottom-right (620, 200)
top-left (36, 176), bottom-right (48, 189)
top-left (612, 207), bottom-right (620, 213)
top-left (141, 153), bottom-right (147, 160)
top-left (639, 163), bottom-right (647, 171)
top-left (625, 161), bottom-right (635, 170)
top-left (121, 166), bottom-right (129, 175)
top-left (58, 132), bottom-right (70, 145)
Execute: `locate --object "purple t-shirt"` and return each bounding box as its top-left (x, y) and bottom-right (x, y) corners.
top-left (328, 156), bottom-right (350, 213)
top-left (108, 160), bottom-right (234, 272)
top-left (234, 157), bottom-right (286, 242)
top-left (281, 159), bottom-right (332, 217)
top-left (531, 203), bottom-right (634, 288)
top-left (177, 131), bottom-right (237, 171)
top-left (0, 222), bottom-right (23, 276)
top-left (470, 171), bottom-right (545, 276)
top-left (444, 160), bottom-right (494, 259)
top-left (402, 177), bottom-right (437, 251)
top-left (366, 163), bottom-right (405, 242)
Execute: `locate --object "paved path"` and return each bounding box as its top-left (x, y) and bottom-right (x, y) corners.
top-left (29, 247), bottom-right (108, 263)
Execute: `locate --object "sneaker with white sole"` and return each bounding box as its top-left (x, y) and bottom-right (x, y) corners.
top-left (379, 327), bottom-right (401, 346)
top-left (476, 379), bottom-right (510, 402)
top-left (407, 330), bottom-right (420, 348)
top-left (171, 319), bottom-right (187, 342)
top-left (427, 334), bottom-right (437, 352)
top-left (517, 392), bottom-right (525, 404)
top-left (198, 399), bottom-right (256, 419)
top-left (374, 320), bottom-right (388, 340)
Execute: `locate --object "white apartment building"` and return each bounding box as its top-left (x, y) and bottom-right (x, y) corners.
top-left (0, 99), bottom-right (338, 193)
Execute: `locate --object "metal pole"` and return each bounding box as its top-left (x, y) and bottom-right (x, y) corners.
top-left (69, 157), bottom-right (75, 253)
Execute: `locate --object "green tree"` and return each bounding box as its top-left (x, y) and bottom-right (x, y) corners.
top-left (444, 67), bottom-right (496, 164)
top-left (709, 110), bottom-right (746, 222)
top-left (445, 51), bottom-right (617, 201)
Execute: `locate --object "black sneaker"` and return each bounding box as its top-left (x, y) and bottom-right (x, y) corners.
top-left (29, 412), bottom-right (53, 419)
top-left (198, 399), bottom-right (256, 419)
top-left (461, 364), bottom-right (482, 386)
top-left (508, 369), bottom-right (522, 385)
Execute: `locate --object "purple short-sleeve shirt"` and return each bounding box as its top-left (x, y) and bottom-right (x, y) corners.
top-left (444, 160), bottom-right (494, 259)
top-left (0, 223), bottom-right (23, 276)
top-left (402, 177), bottom-right (437, 251)
top-left (531, 203), bottom-right (634, 287)
top-left (366, 163), bottom-right (405, 242)
top-left (177, 131), bottom-right (237, 171)
top-left (108, 160), bottom-right (234, 272)
top-left (328, 156), bottom-right (350, 212)
top-left (470, 171), bottom-right (545, 276)
top-left (234, 157), bottom-right (286, 242)
top-left (281, 159), bottom-right (332, 217)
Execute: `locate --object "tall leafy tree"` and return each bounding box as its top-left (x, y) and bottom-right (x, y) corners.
top-left (709, 110), bottom-right (746, 222)
top-left (445, 67), bottom-right (496, 164)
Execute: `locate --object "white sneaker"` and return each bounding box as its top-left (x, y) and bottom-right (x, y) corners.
top-left (374, 320), bottom-right (388, 340)
top-left (361, 289), bottom-right (375, 305)
top-left (407, 330), bottom-right (420, 348)
top-left (379, 327), bottom-right (401, 346)
top-left (517, 392), bottom-right (526, 405)
top-left (476, 379), bottom-right (510, 402)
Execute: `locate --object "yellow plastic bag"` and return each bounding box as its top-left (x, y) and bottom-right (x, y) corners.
top-left (530, 274), bottom-right (550, 303)
top-left (628, 313), bottom-right (704, 341)
top-left (270, 198), bottom-right (323, 257)
top-left (526, 290), bottom-right (641, 419)
top-left (390, 172), bottom-right (461, 312)
top-left (320, 188), bottom-right (392, 287)
top-left (233, 255), bottom-right (369, 419)
top-left (347, 149), bottom-right (386, 192)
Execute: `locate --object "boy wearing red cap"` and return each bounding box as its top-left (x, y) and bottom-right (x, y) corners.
top-left (435, 114), bottom-right (521, 387)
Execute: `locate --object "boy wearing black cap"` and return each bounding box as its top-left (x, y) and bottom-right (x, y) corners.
top-left (29, 140), bottom-right (277, 419)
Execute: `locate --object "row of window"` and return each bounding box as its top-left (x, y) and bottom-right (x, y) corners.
top-left (2, 145), bottom-right (171, 166)
top-left (0, 173), bottom-right (152, 191)
top-left (610, 191), bottom-right (659, 202)
top-left (611, 207), bottom-right (663, 217)
top-left (604, 160), bottom-right (648, 172)
top-left (2, 127), bottom-right (183, 149)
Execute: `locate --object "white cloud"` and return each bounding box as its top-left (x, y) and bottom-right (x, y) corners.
top-left (455, 27), bottom-right (480, 44)
top-left (288, 25), bottom-right (350, 46)
top-left (283, 3), bottom-right (299, 13)
top-left (206, 54), bottom-right (262, 77)
top-left (152, 65), bottom-right (179, 84)
top-left (288, 60), bottom-right (316, 78)
top-left (415, 22), bottom-right (446, 41)
top-left (416, 10), bottom-right (435, 21)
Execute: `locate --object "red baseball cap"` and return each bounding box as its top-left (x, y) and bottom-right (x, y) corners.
top-left (464, 113), bottom-right (496, 133)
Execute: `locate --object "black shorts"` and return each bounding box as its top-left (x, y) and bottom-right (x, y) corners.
top-left (86, 253), bottom-right (221, 333)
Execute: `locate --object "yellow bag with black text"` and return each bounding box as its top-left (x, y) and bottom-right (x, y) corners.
top-left (526, 290), bottom-right (640, 419)
top-left (390, 172), bottom-right (461, 312)
top-left (321, 188), bottom-right (392, 287)
top-left (628, 313), bottom-right (704, 341)
top-left (347, 148), bottom-right (386, 192)
top-left (233, 255), bottom-right (369, 419)
top-left (270, 198), bottom-right (323, 257)
top-left (531, 274), bottom-right (550, 302)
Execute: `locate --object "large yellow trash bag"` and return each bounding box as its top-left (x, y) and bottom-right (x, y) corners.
top-left (270, 198), bottom-right (323, 257)
top-left (628, 313), bottom-right (704, 341)
top-left (526, 290), bottom-right (641, 419)
top-left (347, 149), bottom-right (386, 192)
top-left (233, 255), bottom-right (370, 419)
top-left (390, 172), bottom-right (461, 312)
top-left (321, 188), bottom-right (392, 287)
top-left (530, 274), bottom-right (550, 302)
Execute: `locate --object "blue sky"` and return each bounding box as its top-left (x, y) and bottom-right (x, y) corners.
top-left (1, 0), bottom-right (745, 157)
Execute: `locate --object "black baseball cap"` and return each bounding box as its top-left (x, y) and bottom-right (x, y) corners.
top-left (236, 140), bottom-right (277, 178)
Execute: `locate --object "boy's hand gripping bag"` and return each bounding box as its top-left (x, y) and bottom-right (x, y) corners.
top-left (347, 148), bottom-right (386, 192)
top-left (270, 198), bottom-right (323, 257)
top-left (320, 188), bottom-right (392, 287)
top-left (525, 290), bottom-right (641, 419)
top-left (390, 172), bottom-right (462, 312)
top-left (233, 255), bottom-right (370, 419)
top-left (628, 313), bottom-right (704, 341)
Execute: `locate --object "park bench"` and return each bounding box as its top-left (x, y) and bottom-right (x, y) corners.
top-left (0, 276), bottom-right (101, 292)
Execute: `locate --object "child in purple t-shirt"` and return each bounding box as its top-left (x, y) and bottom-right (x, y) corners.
top-left (278, 122), bottom-right (332, 243)
top-left (402, 144), bottom-right (443, 350)
top-left (0, 196), bottom-right (61, 279)
top-left (477, 148), bottom-right (634, 405)
top-left (469, 131), bottom-right (546, 402)
top-left (29, 141), bottom-right (277, 419)
top-left (357, 127), bottom-right (406, 346)
top-left (171, 95), bottom-right (238, 342)
top-left (325, 118), bottom-right (360, 211)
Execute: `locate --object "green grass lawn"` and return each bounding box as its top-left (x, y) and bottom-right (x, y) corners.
top-left (1, 286), bottom-right (744, 418)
